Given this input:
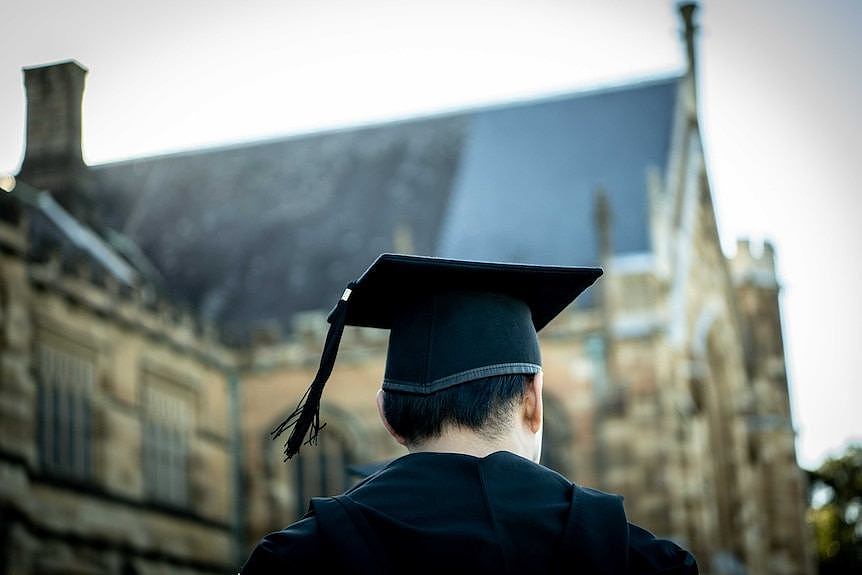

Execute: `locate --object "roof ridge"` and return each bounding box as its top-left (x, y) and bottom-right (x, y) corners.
top-left (90, 71), bottom-right (683, 168)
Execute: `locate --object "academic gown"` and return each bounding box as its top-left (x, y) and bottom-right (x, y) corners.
top-left (242, 450), bottom-right (698, 574)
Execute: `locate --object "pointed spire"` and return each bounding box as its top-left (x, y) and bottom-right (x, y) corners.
top-left (677, 1), bottom-right (700, 119)
top-left (678, 2), bottom-right (699, 82)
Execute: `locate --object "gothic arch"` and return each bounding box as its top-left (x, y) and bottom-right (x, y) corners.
top-left (689, 301), bottom-right (747, 560)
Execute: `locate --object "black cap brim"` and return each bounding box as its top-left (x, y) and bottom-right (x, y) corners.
top-left (329, 253), bottom-right (603, 332)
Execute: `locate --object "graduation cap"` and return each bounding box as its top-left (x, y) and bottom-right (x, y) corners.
top-left (272, 253), bottom-right (602, 460)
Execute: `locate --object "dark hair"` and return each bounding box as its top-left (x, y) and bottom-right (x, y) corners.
top-left (382, 373), bottom-right (531, 445)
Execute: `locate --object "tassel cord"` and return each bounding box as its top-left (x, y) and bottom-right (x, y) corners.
top-left (271, 282), bottom-right (355, 460)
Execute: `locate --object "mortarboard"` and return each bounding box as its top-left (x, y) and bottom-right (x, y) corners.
top-left (272, 253), bottom-right (602, 460)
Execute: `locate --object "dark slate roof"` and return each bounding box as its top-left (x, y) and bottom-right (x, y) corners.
top-left (91, 116), bottom-right (467, 343)
top-left (438, 76), bottom-right (679, 265)
top-left (89, 75), bottom-right (680, 345)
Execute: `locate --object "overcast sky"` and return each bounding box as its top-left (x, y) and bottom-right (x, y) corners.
top-left (2, 0), bottom-right (860, 469)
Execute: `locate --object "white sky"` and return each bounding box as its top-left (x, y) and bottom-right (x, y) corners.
top-left (2, 0), bottom-right (860, 469)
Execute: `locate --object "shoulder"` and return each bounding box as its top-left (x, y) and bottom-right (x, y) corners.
top-left (571, 484), bottom-right (627, 533)
top-left (240, 516), bottom-right (327, 573)
top-left (627, 523), bottom-right (699, 574)
top-left (569, 485), bottom-right (698, 574)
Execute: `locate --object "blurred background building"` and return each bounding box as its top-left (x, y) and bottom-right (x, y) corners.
top-left (0, 4), bottom-right (814, 574)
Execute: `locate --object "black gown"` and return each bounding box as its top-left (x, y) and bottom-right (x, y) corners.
top-left (242, 450), bottom-right (698, 574)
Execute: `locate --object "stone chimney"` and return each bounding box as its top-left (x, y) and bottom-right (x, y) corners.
top-left (17, 60), bottom-right (94, 220)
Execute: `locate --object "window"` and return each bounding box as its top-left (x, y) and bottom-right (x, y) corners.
top-left (37, 341), bottom-right (94, 480)
top-left (142, 381), bottom-right (193, 507)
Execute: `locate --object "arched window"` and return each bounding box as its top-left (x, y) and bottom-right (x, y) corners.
top-left (540, 393), bottom-right (575, 479)
top-left (265, 406), bottom-right (360, 525)
top-left (293, 425), bottom-right (355, 518)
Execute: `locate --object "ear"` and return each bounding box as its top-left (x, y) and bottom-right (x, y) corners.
top-left (523, 371), bottom-right (544, 434)
top-left (376, 389), bottom-right (408, 446)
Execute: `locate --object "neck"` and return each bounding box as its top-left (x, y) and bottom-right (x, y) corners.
top-left (408, 425), bottom-right (537, 462)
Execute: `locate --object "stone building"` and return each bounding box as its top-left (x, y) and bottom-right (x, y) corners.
top-left (0, 64), bottom-right (239, 574)
top-left (0, 3), bottom-right (812, 574)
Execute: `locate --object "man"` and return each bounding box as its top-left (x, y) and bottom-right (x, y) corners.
top-left (242, 254), bottom-right (698, 574)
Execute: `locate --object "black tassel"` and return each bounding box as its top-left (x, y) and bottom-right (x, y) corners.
top-left (271, 282), bottom-right (355, 460)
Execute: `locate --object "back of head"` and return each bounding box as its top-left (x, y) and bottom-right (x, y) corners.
top-left (381, 373), bottom-right (532, 446)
